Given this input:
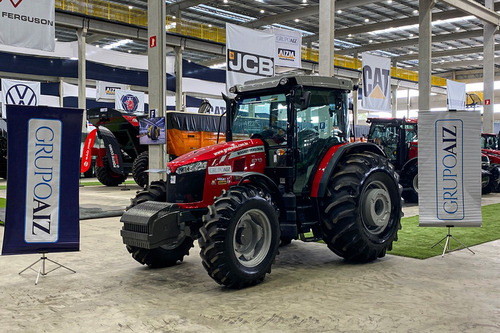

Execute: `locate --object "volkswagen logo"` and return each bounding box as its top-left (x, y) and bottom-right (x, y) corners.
top-left (6, 84), bottom-right (37, 106)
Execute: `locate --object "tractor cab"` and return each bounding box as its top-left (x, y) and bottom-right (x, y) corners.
top-left (481, 133), bottom-right (499, 150)
top-left (227, 76), bottom-right (351, 195)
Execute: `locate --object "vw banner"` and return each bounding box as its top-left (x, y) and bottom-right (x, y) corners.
top-left (361, 53), bottom-right (391, 112)
top-left (1, 78), bottom-right (40, 118)
top-left (115, 89), bottom-right (145, 114)
top-left (0, 0), bottom-right (55, 52)
top-left (2, 105), bottom-right (82, 255)
top-left (226, 23), bottom-right (275, 93)
top-left (418, 111), bottom-right (482, 227)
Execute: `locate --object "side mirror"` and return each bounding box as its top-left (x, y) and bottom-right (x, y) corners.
top-left (300, 91), bottom-right (311, 110)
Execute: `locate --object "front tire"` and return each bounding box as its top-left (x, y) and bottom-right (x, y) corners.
top-left (199, 186), bottom-right (280, 288)
top-left (126, 180), bottom-right (193, 268)
top-left (132, 151), bottom-right (149, 188)
top-left (321, 152), bottom-right (402, 262)
top-left (402, 164), bottom-right (418, 203)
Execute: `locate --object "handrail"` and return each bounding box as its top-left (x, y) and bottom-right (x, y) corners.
top-left (55, 0), bottom-right (447, 87)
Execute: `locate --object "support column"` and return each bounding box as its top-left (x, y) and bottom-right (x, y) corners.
top-left (418, 0), bottom-right (433, 112)
top-left (483, 0), bottom-right (495, 133)
top-left (77, 28), bottom-right (87, 133)
top-left (148, 0), bottom-right (167, 180)
top-left (319, 0), bottom-right (335, 76)
top-left (175, 46), bottom-right (183, 111)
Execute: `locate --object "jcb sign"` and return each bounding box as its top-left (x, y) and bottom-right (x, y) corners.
top-left (227, 49), bottom-right (274, 77)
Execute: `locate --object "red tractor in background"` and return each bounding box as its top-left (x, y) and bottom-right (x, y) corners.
top-left (480, 132), bottom-right (500, 192)
top-left (120, 75), bottom-right (403, 288)
top-left (366, 118), bottom-right (419, 202)
top-left (367, 118), bottom-right (499, 199)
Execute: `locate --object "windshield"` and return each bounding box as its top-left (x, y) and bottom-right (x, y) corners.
top-left (482, 135), bottom-right (498, 150)
top-left (231, 87), bottom-right (350, 145)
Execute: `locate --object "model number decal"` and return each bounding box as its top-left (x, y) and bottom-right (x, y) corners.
top-left (208, 166), bottom-right (232, 175)
top-left (229, 146), bottom-right (265, 159)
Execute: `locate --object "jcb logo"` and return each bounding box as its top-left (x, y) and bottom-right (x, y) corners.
top-left (362, 65), bottom-right (390, 99)
top-left (227, 49), bottom-right (274, 77)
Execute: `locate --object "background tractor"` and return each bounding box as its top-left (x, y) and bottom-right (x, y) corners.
top-left (366, 118), bottom-right (419, 202)
top-left (120, 75), bottom-right (403, 288)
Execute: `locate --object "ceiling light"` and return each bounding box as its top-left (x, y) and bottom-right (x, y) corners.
top-left (294, 18), bottom-right (300, 22)
top-left (364, 18), bottom-right (369, 22)
top-left (128, 6), bottom-right (133, 10)
top-left (348, 34), bottom-right (352, 37)
top-left (456, 27), bottom-right (460, 31)
top-left (387, 0), bottom-right (392, 3)
top-left (369, 40), bottom-right (373, 43)
top-left (413, 10), bottom-right (418, 14)
top-left (128, 50), bottom-right (132, 53)
top-left (208, 24), bottom-right (212, 27)
top-left (409, 33), bottom-right (414, 37)
top-left (260, 9), bottom-right (264, 14)
top-left (102, 39), bottom-right (133, 50)
top-left (337, 10), bottom-right (342, 14)
top-left (302, 0), bottom-right (307, 3)
top-left (223, 0), bottom-right (228, 3)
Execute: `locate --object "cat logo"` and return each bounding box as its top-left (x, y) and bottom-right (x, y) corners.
top-left (362, 65), bottom-right (390, 99)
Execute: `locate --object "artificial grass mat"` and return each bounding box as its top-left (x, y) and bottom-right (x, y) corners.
top-left (388, 203), bottom-right (500, 259)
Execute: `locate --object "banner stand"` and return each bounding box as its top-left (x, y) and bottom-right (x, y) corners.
top-left (19, 252), bottom-right (76, 285)
top-left (430, 226), bottom-right (475, 257)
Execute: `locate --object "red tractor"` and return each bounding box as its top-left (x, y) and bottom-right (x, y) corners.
top-left (120, 75), bottom-right (403, 288)
top-left (480, 133), bottom-right (500, 192)
top-left (366, 118), bottom-right (419, 202)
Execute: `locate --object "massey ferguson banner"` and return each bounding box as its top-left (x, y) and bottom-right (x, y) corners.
top-left (418, 111), bottom-right (482, 227)
top-left (269, 27), bottom-right (302, 68)
top-left (226, 23), bottom-right (275, 92)
top-left (361, 53), bottom-right (391, 112)
top-left (2, 105), bottom-right (82, 255)
top-left (0, 0), bottom-right (55, 52)
top-left (115, 89), bottom-right (145, 113)
top-left (1, 78), bottom-right (41, 118)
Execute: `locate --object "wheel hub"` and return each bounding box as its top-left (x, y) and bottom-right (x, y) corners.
top-left (233, 209), bottom-right (270, 267)
top-left (362, 188), bottom-right (391, 229)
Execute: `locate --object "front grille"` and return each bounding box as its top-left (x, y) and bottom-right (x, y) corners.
top-left (166, 170), bottom-right (205, 203)
top-left (123, 223), bottom-right (149, 234)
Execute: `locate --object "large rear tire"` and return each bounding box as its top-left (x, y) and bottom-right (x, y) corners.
top-left (321, 152), bottom-right (402, 262)
top-left (199, 186), bottom-right (280, 288)
top-left (126, 180), bottom-right (194, 268)
top-left (132, 151), bottom-right (149, 188)
top-left (96, 156), bottom-right (127, 186)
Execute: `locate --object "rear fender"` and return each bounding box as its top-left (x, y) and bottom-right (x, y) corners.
top-left (400, 157), bottom-right (418, 186)
top-left (311, 142), bottom-right (386, 198)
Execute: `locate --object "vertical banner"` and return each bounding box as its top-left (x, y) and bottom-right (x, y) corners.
top-left (0, 0), bottom-right (55, 52)
top-left (361, 53), bottom-right (392, 112)
top-left (226, 23), bottom-right (275, 92)
top-left (115, 89), bottom-right (145, 114)
top-left (1, 79), bottom-right (41, 118)
top-left (446, 79), bottom-right (466, 111)
top-left (418, 111), bottom-right (482, 227)
top-left (2, 105), bottom-right (82, 255)
top-left (270, 27), bottom-right (302, 68)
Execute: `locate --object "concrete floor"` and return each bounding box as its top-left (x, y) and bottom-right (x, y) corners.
top-left (0, 180), bottom-right (499, 332)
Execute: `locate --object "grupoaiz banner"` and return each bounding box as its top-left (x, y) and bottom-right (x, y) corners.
top-left (2, 105), bottom-right (82, 255)
top-left (418, 111), bottom-right (482, 227)
top-left (361, 53), bottom-right (391, 112)
top-left (226, 23), bottom-right (275, 93)
top-left (0, 0), bottom-right (55, 52)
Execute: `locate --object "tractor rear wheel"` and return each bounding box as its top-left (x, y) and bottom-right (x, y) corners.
top-left (321, 152), bottom-right (402, 262)
top-left (126, 180), bottom-right (193, 268)
top-left (96, 156), bottom-right (127, 186)
top-left (199, 186), bottom-right (280, 288)
top-left (132, 151), bottom-right (149, 188)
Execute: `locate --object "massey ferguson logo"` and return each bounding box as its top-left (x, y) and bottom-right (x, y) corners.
top-left (6, 84), bottom-right (37, 106)
top-left (120, 94), bottom-right (139, 112)
top-left (227, 49), bottom-right (274, 77)
top-left (278, 48), bottom-right (296, 61)
top-left (10, 0), bottom-right (23, 8)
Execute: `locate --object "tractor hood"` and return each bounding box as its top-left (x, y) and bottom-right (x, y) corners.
top-left (168, 139), bottom-right (265, 173)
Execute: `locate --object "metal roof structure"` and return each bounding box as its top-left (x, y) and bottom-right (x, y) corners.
top-left (52, 0), bottom-right (500, 82)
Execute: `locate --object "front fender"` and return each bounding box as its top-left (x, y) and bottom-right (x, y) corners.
top-left (311, 142), bottom-right (386, 198)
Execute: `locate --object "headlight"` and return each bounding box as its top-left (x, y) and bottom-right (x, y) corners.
top-left (176, 161), bottom-right (207, 174)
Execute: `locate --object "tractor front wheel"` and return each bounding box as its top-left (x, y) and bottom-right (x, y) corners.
top-left (321, 152), bottom-right (402, 262)
top-left (199, 186), bottom-right (280, 288)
